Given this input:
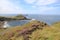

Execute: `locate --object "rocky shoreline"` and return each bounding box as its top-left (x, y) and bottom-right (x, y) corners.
top-left (0, 21), bottom-right (5, 28)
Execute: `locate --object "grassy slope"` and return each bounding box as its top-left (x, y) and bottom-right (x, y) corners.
top-left (11, 15), bottom-right (27, 20)
top-left (0, 21), bottom-right (60, 40)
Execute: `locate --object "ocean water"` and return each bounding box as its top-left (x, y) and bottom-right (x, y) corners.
top-left (5, 20), bottom-right (30, 27)
top-left (25, 14), bottom-right (60, 25)
top-left (4, 14), bottom-right (60, 27)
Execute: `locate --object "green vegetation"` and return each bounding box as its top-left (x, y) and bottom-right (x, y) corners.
top-left (0, 20), bottom-right (60, 40)
top-left (0, 14), bottom-right (29, 21)
top-left (11, 15), bottom-right (27, 20)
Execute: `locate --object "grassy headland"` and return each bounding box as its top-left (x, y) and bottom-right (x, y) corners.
top-left (0, 20), bottom-right (49, 40)
top-left (0, 17), bottom-right (60, 40)
top-left (0, 15), bottom-right (30, 21)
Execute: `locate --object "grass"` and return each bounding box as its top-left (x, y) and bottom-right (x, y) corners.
top-left (11, 15), bottom-right (27, 20)
top-left (0, 20), bottom-right (60, 40)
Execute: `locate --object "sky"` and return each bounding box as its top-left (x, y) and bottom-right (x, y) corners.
top-left (0, 0), bottom-right (60, 15)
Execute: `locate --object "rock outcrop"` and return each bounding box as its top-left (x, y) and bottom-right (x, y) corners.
top-left (0, 21), bottom-right (5, 28)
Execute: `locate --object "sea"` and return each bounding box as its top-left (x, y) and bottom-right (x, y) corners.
top-left (26, 14), bottom-right (60, 25)
top-left (2, 14), bottom-right (60, 27)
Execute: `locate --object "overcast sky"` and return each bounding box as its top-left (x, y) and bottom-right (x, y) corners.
top-left (0, 0), bottom-right (60, 15)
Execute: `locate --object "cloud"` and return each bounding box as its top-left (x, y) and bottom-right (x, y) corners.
top-left (24, 0), bottom-right (59, 15)
top-left (25, 7), bottom-right (54, 14)
top-left (24, 0), bottom-right (36, 4)
top-left (0, 0), bottom-right (24, 14)
top-left (24, 0), bottom-right (57, 6)
top-left (0, 0), bottom-right (59, 15)
top-left (36, 0), bottom-right (56, 6)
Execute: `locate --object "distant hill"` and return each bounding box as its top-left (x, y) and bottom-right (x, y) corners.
top-left (0, 14), bottom-right (29, 21)
top-left (11, 15), bottom-right (27, 20)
